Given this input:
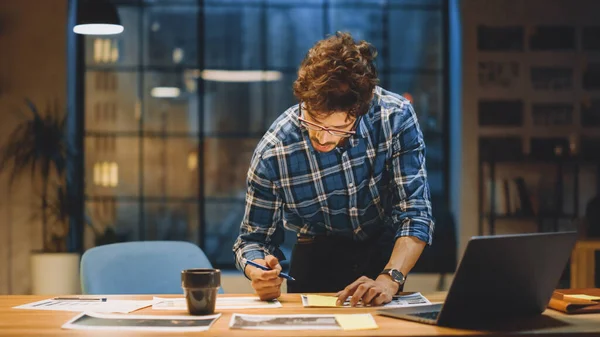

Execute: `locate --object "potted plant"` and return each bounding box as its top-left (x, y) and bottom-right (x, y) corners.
top-left (0, 99), bottom-right (80, 294)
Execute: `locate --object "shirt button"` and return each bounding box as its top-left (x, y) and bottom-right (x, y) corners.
top-left (350, 207), bottom-right (357, 212)
top-left (348, 183), bottom-right (354, 187)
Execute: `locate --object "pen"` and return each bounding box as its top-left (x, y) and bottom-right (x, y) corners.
top-left (53, 297), bottom-right (107, 302)
top-left (246, 260), bottom-right (296, 281)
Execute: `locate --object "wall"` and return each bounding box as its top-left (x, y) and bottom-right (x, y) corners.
top-left (458, 0), bottom-right (600, 258)
top-left (0, 0), bottom-right (68, 294)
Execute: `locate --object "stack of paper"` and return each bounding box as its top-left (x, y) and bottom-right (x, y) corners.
top-left (301, 292), bottom-right (431, 308)
top-left (13, 298), bottom-right (154, 313)
top-left (563, 294), bottom-right (600, 302)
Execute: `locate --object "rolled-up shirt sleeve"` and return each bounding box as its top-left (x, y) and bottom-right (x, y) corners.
top-left (388, 102), bottom-right (435, 245)
top-left (232, 153), bottom-right (286, 273)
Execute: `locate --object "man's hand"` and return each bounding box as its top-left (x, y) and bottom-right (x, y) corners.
top-left (245, 255), bottom-right (283, 301)
top-left (336, 275), bottom-right (399, 307)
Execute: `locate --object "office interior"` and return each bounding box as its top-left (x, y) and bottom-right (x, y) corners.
top-left (0, 0), bottom-right (599, 296)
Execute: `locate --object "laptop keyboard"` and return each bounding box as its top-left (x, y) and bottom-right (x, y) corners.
top-left (408, 311), bottom-right (440, 321)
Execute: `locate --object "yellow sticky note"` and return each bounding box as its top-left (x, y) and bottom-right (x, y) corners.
top-left (335, 314), bottom-right (378, 330)
top-left (306, 294), bottom-right (338, 307)
top-left (565, 294), bottom-right (600, 301)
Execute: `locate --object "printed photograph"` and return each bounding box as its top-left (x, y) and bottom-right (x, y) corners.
top-left (230, 314), bottom-right (340, 330)
top-left (71, 314), bottom-right (216, 328)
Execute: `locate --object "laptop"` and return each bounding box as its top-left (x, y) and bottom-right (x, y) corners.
top-left (376, 231), bottom-right (577, 328)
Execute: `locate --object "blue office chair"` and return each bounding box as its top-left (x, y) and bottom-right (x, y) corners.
top-left (80, 241), bottom-right (223, 294)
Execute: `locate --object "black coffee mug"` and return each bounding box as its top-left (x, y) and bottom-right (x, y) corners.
top-left (181, 268), bottom-right (221, 315)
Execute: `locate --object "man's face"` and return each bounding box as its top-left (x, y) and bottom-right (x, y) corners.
top-left (302, 109), bottom-right (356, 153)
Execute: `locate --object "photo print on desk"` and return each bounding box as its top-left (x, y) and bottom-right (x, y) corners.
top-left (229, 313), bottom-right (378, 331)
top-left (62, 312), bottom-right (222, 332)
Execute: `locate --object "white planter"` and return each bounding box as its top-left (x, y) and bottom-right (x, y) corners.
top-left (30, 252), bottom-right (81, 295)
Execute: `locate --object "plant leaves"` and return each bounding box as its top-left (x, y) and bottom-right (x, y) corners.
top-left (0, 98), bottom-right (71, 252)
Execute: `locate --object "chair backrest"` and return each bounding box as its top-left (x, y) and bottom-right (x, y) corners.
top-left (81, 241), bottom-right (222, 295)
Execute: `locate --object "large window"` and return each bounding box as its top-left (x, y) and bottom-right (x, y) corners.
top-left (83, 0), bottom-right (448, 269)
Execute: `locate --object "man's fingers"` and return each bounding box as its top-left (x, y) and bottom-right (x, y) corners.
top-left (251, 277), bottom-right (283, 290)
top-left (336, 289), bottom-right (351, 306)
top-left (258, 269), bottom-right (280, 280)
top-left (337, 278), bottom-right (368, 306)
top-left (251, 269), bottom-right (280, 281)
top-left (336, 276), bottom-right (370, 305)
top-left (251, 280), bottom-right (279, 291)
top-left (246, 257), bottom-right (283, 301)
top-left (256, 283), bottom-right (282, 301)
top-left (258, 288), bottom-right (281, 301)
top-left (255, 284), bottom-right (281, 294)
top-left (273, 276), bottom-right (283, 286)
top-left (362, 287), bottom-right (383, 305)
top-left (265, 255), bottom-right (282, 272)
top-left (350, 283), bottom-right (373, 307)
top-left (372, 292), bottom-right (393, 306)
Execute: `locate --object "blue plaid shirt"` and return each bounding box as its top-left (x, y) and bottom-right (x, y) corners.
top-left (233, 86), bottom-right (434, 272)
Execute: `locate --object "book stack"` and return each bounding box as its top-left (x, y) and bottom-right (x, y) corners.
top-left (548, 289), bottom-right (600, 314)
top-left (484, 177), bottom-right (535, 216)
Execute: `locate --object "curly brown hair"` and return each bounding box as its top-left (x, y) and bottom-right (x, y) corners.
top-left (293, 31), bottom-right (379, 118)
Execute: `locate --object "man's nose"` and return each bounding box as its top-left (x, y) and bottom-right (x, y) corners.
top-left (316, 130), bottom-right (335, 144)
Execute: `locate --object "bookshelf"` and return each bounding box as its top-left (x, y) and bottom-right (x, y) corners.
top-left (478, 153), bottom-right (600, 236)
top-left (474, 16), bottom-right (600, 236)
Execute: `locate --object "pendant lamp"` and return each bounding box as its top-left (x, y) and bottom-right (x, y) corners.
top-left (74, 0), bottom-right (124, 35)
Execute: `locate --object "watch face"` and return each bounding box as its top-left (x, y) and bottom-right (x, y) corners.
top-left (390, 269), bottom-right (405, 283)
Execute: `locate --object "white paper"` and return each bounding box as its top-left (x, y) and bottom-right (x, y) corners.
top-left (61, 311), bottom-right (221, 332)
top-left (216, 296), bottom-right (283, 309)
top-left (301, 292), bottom-right (431, 308)
top-left (13, 298), bottom-right (154, 313)
top-left (229, 313), bottom-right (342, 330)
top-left (152, 296), bottom-right (282, 310)
top-left (384, 292), bottom-right (431, 307)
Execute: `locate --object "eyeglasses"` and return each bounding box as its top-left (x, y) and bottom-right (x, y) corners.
top-left (298, 105), bottom-right (356, 138)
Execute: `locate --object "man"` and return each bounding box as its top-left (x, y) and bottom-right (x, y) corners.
top-left (233, 31), bottom-right (434, 307)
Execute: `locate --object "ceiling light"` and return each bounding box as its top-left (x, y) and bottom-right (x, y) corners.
top-left (74, 0), bottom-right (124, 35)
top-left (151, 87), bottom-right (180, 98)
top-left (190, 70), bottom-right (283, 82)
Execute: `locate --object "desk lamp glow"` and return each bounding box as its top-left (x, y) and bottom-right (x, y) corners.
top-left (74, 0), bottom-right (124, 35)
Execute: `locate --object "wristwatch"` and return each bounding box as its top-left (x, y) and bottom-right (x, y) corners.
top-left (380, 268), bottom-right (406, 292)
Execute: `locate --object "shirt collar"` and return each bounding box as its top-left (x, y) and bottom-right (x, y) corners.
top-left (348, 99), bottom-right (375, 145)
top-left (345, 116), bottom-right (366, 147)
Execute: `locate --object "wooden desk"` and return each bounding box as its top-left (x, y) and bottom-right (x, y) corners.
top-left (1, 293), bottom-right (600, 336)
top-left (571, 240), bottom-right (600, 288)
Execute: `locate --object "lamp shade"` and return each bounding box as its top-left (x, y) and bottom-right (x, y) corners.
top-left (74, 0), bottom-right (124, 35)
